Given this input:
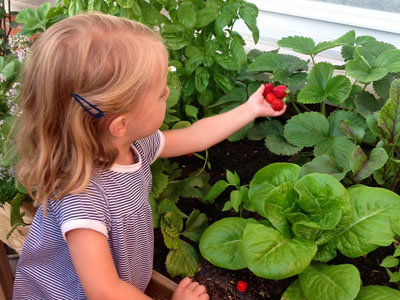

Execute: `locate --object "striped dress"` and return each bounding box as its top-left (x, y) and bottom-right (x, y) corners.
top-left (13, 131), bottom-right (165, 299)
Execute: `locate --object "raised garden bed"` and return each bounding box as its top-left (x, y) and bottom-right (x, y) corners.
top-left (153, 139), bottom-right (398, 300)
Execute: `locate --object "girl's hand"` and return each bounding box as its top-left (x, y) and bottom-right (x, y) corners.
top-left (246, 84), bottom-right (286, 119)
top-left (171, 277), bottom-right (209, 300)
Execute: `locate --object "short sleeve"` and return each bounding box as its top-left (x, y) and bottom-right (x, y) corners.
top-left (48, 180), bottom-right (111, 240)
top-left (133, 130), bottom-right (165, 165)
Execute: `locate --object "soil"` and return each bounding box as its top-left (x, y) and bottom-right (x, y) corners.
top-left (153, 138), bottom-right (398, 300)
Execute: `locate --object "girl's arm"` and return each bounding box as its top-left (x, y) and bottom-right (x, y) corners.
top-left (160, 84), bottom-right (286, 158)
top-left (67, 228), bottom-right (153, 300)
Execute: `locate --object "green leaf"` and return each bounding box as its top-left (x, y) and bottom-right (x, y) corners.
top-left (166, 240), bottom-right (199, 278)
top-left (375, 49), bottom-right (400, 72)
top-left (281, 280), bottom-right (308, 300)
top-left (195, 67), bottom-right (209, 93)
top-left (380, 256), bottom-right (399, 268)
top-left (332, 185), bottom-right (400, 257)
top-left (346, 57), bottom-right (388, 83)
top-left (325, 75), bottom-right (352, 104)
top-left (246, 52), bottom-right (285, 72)
top-left (350, 146), bottom-right (388, 182)
top-left (158, 199), bottom-right (187, 218)
top-left (199, 217), bottom-right (249, 270)
top-left (297, 83), bottom-right (325, 104)
top-left (378, 79), bottom-right (400, 144)
top-left (226, 170), bottom-right (240, 186)
top-left (230, 190), bottom-right (242, 213)
top-left (308, 62), bottom-right (333, 88)
top-left (10, 193), bottom-right (26, 228)
top-left (195, 7), bottom-right (218, 28)
top-left (300, 155), bottom-right (347, 181)
top-left (284, 112), bottom-right (329, 147)
top-left (354, 91), bottom-right (385, 117)
top-left (242, 224), bottom-right (317, 279)
top-left (314, 136), bottom-right (356, 171)
top-left (294, 173), bottom-right (352, 245)
top-left (355, 285), bottom-right (400, 300)
top-left (185, 105), bottom-right (198, 120)
top-left (161, 211), bottom-right (183, 249)
top-left (182, 210), bottom-right (208, 243)
top-left (214, 73), bottom-right (235, 93)
top-left (278, 36), bottom-right (316, 55)
top-left (203, 180), bottom-right (229, 203)
top-left (247, 120), bottom-right (283, 141)
top-left (328, 110), bottom-right (367, 137)
top-left (239, 2), bottom-right (259, 43)
top-left (214, 13), bottom-right (232, 38)
top-left (265, 134), bottom-right (303, 156)
top-left (231, 38), bottom-right (247, 68)
top-left (185, 54), bottom-right (203, 76)
top-left (249, 163), bottom-right (300, 217)
top-left (299, 263), bottom-right (361, 300)
top-left (166, 85), bottom-right (180, 108)
top-left (339, 119), bottom-right (365, 143)
top-left (177, 4), bottom-right (196, 28)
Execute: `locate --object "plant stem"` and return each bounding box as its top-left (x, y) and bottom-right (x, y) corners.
top-left (292, 102), bottom-right (302, 114)
top-left (298, 103), bottom-right (311, 112)
top-left (193, 150), bottom-right (209, 177)
top-left (321, 101), bottom-right (326, 117)
top-left (391, 168), bottom-right (400, 192)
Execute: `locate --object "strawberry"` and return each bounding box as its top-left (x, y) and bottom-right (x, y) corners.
top-left (265, 92), bottom-right (277, 104)
top-left (186, 153), bottom-right (193, 158)
top-left (272, 85), bottom-right (287, 99)
top-left (263, 83), bottom-right (274, 98)
top-left (271, 99), bottom-right (284, 111)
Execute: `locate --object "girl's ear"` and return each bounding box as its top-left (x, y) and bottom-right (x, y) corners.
top-left (108, 115), bottom-right (128, 138)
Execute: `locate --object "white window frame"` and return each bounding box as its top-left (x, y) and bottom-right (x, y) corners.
top-left (234, 0), bottom-right (400, 62)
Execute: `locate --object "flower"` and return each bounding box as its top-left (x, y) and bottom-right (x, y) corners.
top-left (168, 66), bottom-right (176, 72)
top-left (8, 35), bottom-right (30, 62)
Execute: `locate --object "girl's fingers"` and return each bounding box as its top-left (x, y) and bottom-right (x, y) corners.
top-left (178, 277), bottom-right (192, 288)
top-left (195, 284), bottom-right (207, 294)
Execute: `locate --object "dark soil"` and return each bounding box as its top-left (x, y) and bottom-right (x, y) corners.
top-left (153, 139), bottom-right (398, 300)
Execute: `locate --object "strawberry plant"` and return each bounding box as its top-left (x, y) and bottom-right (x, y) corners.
top-left (243, 31), bottom-right (400, 191)
top-left (150, 158), bottom-right (210, 277)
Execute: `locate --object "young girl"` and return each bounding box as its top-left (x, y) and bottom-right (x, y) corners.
top-left (13, 13), bottom-right (285, 300)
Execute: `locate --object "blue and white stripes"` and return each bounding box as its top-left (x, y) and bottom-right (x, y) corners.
top-left (13, 131), bottom-right (164, 299)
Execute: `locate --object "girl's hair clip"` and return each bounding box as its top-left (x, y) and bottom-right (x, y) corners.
top-left (72, 93), bottom-right (104, 119)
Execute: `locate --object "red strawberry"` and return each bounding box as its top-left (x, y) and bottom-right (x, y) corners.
top-left (272, 85), bottom-right (287, 99)
top-left (265, 92), bottom-right (277, 104)
top-left (236, 280), bottom-right (247, 292)
top-left (263, 83), bottom-right (274, 98)
top-left (186, 153), bottom-right (193, 158)
top-left (271, 99), bottom-right (284, 111)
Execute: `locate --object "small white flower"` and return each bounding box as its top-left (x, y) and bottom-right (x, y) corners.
top-left (168, 66), bottom-right (176, 72)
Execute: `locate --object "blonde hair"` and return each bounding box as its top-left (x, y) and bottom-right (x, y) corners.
top-left (15, 12), bottom-right (168, 207)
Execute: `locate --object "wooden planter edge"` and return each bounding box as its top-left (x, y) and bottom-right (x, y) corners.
top-left (145, 270), bottom-right (177, 300)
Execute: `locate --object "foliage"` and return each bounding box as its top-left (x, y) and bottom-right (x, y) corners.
top-left (14, 0), bottom-right (260, 129)
top-left (203, 169), bottom-right (253, 215)
top-left (150, 158), bottom-right (210, 277)
top-left (243, 31), bottom-right (400, 191)
top-left (380, 241), bottom-right (400, 287)
top-left (199, 162), bottom-right (400, 298)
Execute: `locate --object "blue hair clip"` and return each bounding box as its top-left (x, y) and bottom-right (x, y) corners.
top-left (72, 93), bottom-right (104, 119)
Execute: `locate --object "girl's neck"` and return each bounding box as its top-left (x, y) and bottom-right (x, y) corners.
top-left (114, 146), bottom-right (136, 165)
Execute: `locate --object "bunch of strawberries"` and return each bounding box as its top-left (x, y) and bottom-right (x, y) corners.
top-left (263, 83), bottom-right (287, 111)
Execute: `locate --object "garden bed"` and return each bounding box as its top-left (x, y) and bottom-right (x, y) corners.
top-left (153, 138), bottom-right (397, 300)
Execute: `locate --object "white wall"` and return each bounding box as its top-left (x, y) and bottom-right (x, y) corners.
top-left (234, 0), bottom-right (400, 64)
